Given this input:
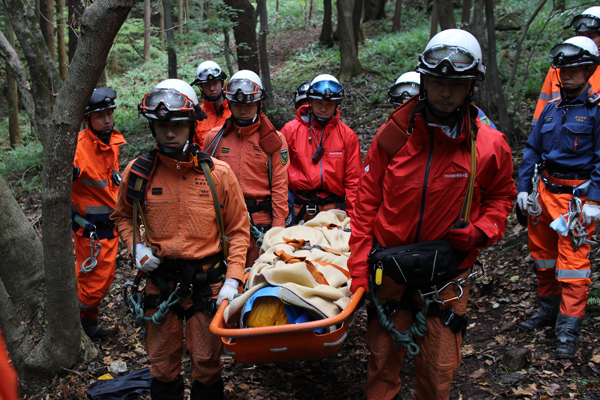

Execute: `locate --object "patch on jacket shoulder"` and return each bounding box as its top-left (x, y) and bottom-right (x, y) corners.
top-left (151, 188), bottom-right (162, 195)
top-left (280, 149), bottom-right (288, 164)
top-left (221, 147), bottom-right (229, 153)
top-left (545, 116), bottom-right (553, 123)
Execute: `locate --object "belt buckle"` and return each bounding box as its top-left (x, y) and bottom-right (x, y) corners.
top-left (175, 282), bottom-right (193, 299)
top-left (306, 205), bottom-right (317, 216)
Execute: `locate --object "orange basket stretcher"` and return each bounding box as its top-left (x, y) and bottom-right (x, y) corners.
top-left (210, 287), bottom-right (365, 364)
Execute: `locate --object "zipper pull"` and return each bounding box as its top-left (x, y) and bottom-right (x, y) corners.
top-left (238, 128), bottom-right (241, 138)
top-left (375, 261), bottom-right (384, 286)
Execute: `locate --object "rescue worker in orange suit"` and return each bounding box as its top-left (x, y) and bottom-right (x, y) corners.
top-left (517, 37), bottom-right (600, 359)
top-left (348, 29), bottom-right (516, 400)
top-left (281, 74), bottom-right (362, 225)
top-left (204, 70), bottom-right (288, 268)
top-left (532, 6), bottom-right (600, 129)
top-left (0, 327), bottom-right (19, 400)
top-left (389, 71), bottom-right (498, 129)
top-left (111, 79), bottom-right (250, 400)
top-left (73, 88), bottom-right (126, 339)
top-left (292, 81), bottom-right (311, 109)
top-left (191, 61), bottom-right (231, 149)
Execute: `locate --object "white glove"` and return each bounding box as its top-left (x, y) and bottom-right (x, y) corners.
top-left (217, 278), bottom-right (239, 306)
top-left (131, 243), bottom-right (160, 272)
top-left (582, 204), bottom-right (600, 226)
top-left (517, 192), bottom-right (529, 212)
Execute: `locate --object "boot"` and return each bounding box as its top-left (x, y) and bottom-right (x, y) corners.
top-left (191, 379), bottom-right (225, 400)
top-left (518, 295), bottom-right (561, 331)
top-left (81, 319), bottom-right (113, 340)
top-left (151, 376), bottom-right (184, 400)
top-left (554, 314), bottom-right (583, 359)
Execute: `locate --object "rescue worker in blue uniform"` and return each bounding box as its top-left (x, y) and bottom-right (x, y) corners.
top-left (517, 36), bottom-right (600, 359)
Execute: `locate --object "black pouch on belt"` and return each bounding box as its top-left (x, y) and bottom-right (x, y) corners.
top-left (368, 240), bottom-right (467, 287)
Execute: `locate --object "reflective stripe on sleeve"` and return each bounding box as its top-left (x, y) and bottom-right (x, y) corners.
top-left (85, 205), bottom-right (115, 215)
top-left (81, 178), bottom-right (108, 188)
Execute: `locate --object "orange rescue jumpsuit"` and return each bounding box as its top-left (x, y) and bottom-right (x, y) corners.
top-left (531, 67), bottom-right (600, 129)
top-left (204, 113), bottom-right (288, 267)
top-left (193, 99), bottom-right (231, 150)
top-left (72, 128), bottom-right (125, 321)
top-left (112, 151), bottom-right (250, 384)
top-left (0, 328), bottom-right (19, 400)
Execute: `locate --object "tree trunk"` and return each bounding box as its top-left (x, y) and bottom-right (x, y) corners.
top-left (67, 0), bottom-right (83, 62)
top-left (56, 0), bottom-right (68, 80)
top-left (363, 0), bottom-right (373, 22)
top-left (461, 0), bottom-right (471, 29)
top-left (223, 27), bottom-right (235, 75)
top-left (199, 0), bottom-right (204, 22)
top-left (353, 0), bottom-right (363, 52)
top-left (159, 10), bottom-right (165, 51)
top-left (467, 0), bottom-right (492, 117)
top-left (223, 0), bottom-right (260, 73)
top-left (144, 0), bottom-right (151, 60)
top-left (39, 0), bottom-right (55, 60)
top-left (256, 0), bottom-right (274, 111)
top-left (178, 0), bottom-right (184, 47)
top-left (484, 0), bottom-right (511, 141)
top-left (163, 0), bottom-right (178, 78)
top-left (392, 0), bottom-right (402, 32)
top-left (5, 19), bottom-right (22, 148)
top-left (338, 0), bottom-right (364, 81)
top-left (1, 0), bottom-right (134, 392)
top-left (430, 0), bottom-right (439, 39)
top-left (436, 0), bottom-right (455, 30)
top-left (319, 0), bottom-right (334, 47)
top-left (374, 0), bottom-right (386, 20)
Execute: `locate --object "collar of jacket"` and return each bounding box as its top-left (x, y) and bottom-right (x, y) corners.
top-left (296, 104), bottom-right (340, 128)
top-left (205, 98), bottom-right (229, 117)
top-left (156, 150), bottom-right (214, 171)
top-left (85, 127), bottom-right (126, 149)
top-left (557, 83), bottom-right (592, 107)
top-left (225, 112), bottom-right (282, 155)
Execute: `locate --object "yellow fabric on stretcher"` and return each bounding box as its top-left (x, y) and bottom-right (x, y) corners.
top-left (224, 210), bottom-right (353, 325)
top-left (245, 296), bottom-right (289, 327)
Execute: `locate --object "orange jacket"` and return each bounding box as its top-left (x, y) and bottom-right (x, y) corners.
top-left (0, 328), bottom-right (18, 400)
top-left (111, 152), bottom-right (250, 282)
top-left (72, 128), bottom-right (126, 238)
top-left (280, 105), bottom-right (362, 219)
top-left (204, 113), bottom-right (289, 228)
top-left (532, 67), bottom-right (600, 129)
top-left (193, 99), bottom-right (231, 150)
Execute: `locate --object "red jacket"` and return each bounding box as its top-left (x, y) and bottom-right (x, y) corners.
top-left (348, 98), bottom-right (517, 280)
top-left (281, 105), bottom-right (362, 218)
top-left (193, 100), bottom-right (231, 150)
top-left (72, 128), bottom-right (126, 238)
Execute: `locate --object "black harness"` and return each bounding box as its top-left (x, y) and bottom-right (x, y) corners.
top-left (293, 190), bottom-right (345, 223)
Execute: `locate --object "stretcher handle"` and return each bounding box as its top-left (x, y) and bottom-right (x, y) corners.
top-left (210, 287), bottom-right (365, 337)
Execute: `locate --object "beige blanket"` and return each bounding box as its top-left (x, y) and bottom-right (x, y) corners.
top-left (224, 210), bottom-right (354, 325)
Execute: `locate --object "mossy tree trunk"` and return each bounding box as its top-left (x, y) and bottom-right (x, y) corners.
top-left (1, 0), bottom-right (134, 393)
top-left (338, 0), bottom-right (364, 82)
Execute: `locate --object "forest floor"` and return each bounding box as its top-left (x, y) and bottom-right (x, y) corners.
top-left (22, 24), bottom-right (600, 400)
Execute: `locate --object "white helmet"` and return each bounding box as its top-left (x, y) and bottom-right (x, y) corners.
top-left (307, 74), bottom-right (344, 101)
top-left (417, 29), bottom-right (486, 81)
top-left (139, 79), bottom-right (200, 121)
top-left (224, 70), bottom-right (265, 103)
top-left (566, 6), bottom-right (600, 34)
top-left (388, 72), bottom-right (420, 107)
top-left (550, 36), bottom-right (600, 68)
top-left (192, 61), bottom-right (227, 86)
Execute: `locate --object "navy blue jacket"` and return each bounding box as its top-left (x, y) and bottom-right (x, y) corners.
top-left (518, 85), bottom-right (600, 202)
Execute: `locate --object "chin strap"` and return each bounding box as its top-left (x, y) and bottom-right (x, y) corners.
top-left (233, 113), bottom-right (259, 127)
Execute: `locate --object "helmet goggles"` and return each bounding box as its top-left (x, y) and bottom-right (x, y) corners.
top-left (193, 66), bottom-right (225, 85)
top-left (419, 45), bottom-right (485, 80)
top-left (224, 79), bottom-right (264, 103)
top-left (567, 14), bottom-right (600, 33)
top-left (308, 80), bottom-right (344, 101)
top-left (139, 88), bottom-right (197, 120)
top-left (550, 43), bottom-right (600, 68)
top-left (388, 82), bottom-right (419, 105)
